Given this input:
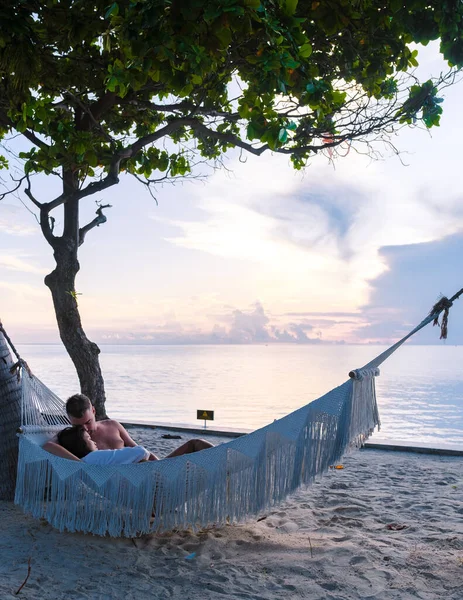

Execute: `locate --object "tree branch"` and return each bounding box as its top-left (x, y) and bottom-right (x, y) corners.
top-left (23, 173), bottom-right (44, 208)
top-left (74, 118), bottom-right (198, 201)
top-left (125, 98), bottom-right (240, 120)
top-left (0, 109), bottom-right (50, 151)
top-left (84, 92), bottom-right (119, 124)
top-left (23, 175), bottom-right (57, 247)
top-left (0, 174), bottom-right (28, 201)
top-left (78, 203), bottom-right (112, 245)
top-left (188, 120), bottom-right (269, 156)
top-left (64, 90), bottom-right (116, 144)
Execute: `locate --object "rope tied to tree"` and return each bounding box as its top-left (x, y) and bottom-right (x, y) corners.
top-left (429, 297), bottom-right (453, 339)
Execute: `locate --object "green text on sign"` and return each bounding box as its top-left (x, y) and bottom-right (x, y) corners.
top-left (197, 410), bottom-right (214, 421)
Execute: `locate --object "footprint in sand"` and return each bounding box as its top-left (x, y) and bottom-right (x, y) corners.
top-left (262, 513), bottom-right (300, 533)
top-left (349, 555), bottom-right (368, 565)
top-left (319, 581), bottom-right (340, 591)
top-left (183, 542), bottom-right (201, 552)
top-left (329, 482), bottom-right (350, 490)
top-left (331, 535), bottom-right (351, 542)
top-left (278, 521), bottom-right (299, 533)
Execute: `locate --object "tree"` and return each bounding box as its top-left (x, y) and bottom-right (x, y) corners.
top-left (0, 327), bottom-right (22, 500)
top-left (1, 0), bottom-right (462, 419)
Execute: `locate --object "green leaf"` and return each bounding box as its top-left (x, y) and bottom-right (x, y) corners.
top-left (299, 43), bottom-right (312, 58)
top-left (278, 128), bottom-right (288, 143)
top-left (106, 76), bottom-right (118, 92)
top-left (332, 90), bottom-right (346, 105)
top-left (85, 152), bottom-right (99, 167)
top-left (284, 58), bottom-right (300, 69)
top-left (158, 153), bottom-right (169, 172)
top-left (105, 2), bottom-right (119, 19)
top-left (283, 0), bottom-right (298, 17)
top-left (247, 123), bottom-right (257, 140)
top-left (215, 27), bottom-right (232, 47)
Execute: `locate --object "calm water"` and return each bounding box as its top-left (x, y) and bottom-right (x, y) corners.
top-left (17, 344), bottom-right (463, 448)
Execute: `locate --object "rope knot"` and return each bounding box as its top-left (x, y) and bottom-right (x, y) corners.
top-left (9, 359), bottom-right (32, 382)
top-left (429, 297), bottom-right (453, 340)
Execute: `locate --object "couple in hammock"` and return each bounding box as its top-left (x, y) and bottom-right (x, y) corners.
top-left (43, 394), bottom-right (213, 465)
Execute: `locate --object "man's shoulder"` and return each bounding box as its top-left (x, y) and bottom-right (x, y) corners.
top-left (96, 418), bottom-right (123, 431)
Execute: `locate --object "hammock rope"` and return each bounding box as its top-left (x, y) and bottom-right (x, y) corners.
top-left (10, 292), bottom-right (462, 537)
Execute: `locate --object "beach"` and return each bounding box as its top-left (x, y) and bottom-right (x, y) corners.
top-left (1, 426), bottom-right (462, 600)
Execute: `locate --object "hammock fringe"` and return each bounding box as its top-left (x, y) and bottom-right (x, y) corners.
top-left (14, 371), bottom-right (380, 537)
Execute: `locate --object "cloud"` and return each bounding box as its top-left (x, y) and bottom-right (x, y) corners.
top-left (93, 302), bottom-right (323, 344)
top-left (0, 254), bottom-right (48, 275)
top-left (272, 322), bottom-right (321, 343)
top-left (227, 302), bottom-right (271, 343)
top-left (250, 184), bottom-right (361, 261)
top-left (0, 281), bottom-right (55, 338)
top-left (353, 232), bottom-right (463, 344)
top-left (284, 311), bottom-right (361, 318)
top-left (0, 203), bottom-right (37, 236)
top-left (159, 172), bottom-right (361, 266)
top-left (150, 137), bottom-right (463, 330)
top-left (0, 280), bottom-right (48, 298)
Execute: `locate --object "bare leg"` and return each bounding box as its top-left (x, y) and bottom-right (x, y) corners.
top-left (166, 438), bottom-right (214, 458)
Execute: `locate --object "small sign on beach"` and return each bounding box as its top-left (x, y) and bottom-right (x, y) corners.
top-left (197, 410), bottom-right (214, 428)
top-left (197, 410), bottom-right (214, 421)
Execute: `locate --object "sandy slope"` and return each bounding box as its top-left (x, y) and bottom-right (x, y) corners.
top-left (1, 427), bottom-right (462, 600)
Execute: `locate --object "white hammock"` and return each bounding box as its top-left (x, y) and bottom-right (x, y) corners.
top-left (12, 306), bottom-right (449, 537)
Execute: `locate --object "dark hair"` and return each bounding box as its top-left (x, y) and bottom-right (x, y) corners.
top-left (57, 425), bottom-right (93, 458)
top-left (66, 394), bottom-right (93, 418)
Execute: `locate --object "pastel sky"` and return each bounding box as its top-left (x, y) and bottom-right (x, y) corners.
top-left (1, 44), bottom-right (463, 345)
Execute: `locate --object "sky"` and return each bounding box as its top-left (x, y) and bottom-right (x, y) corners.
top-left (1, 43), bottom-right (463, 346)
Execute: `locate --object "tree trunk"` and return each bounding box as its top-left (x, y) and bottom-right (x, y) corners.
top-left (45, 238), bottom-right (108, 420)
top-left (0, 330), bottom-right (22, 500)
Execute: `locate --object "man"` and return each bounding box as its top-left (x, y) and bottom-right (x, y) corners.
top-left (43, 394), bottom-right (213, 461)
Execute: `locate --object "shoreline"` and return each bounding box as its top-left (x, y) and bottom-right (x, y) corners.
top-left (122, 420), bottom-right (463, 456)
top-left (1, 426), bottom-right (462, 599)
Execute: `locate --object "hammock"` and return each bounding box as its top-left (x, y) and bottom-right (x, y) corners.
top-left (12, 294), bottom-right (460, 537)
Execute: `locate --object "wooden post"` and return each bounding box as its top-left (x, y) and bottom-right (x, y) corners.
top-left (0, 327), bottom-right (22, 500)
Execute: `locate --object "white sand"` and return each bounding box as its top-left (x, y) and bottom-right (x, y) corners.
top-left (1, 427), bottom-right (462, 600)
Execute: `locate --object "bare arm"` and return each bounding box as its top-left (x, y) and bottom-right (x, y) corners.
top-left (42, 441), bottom-right (81, 461)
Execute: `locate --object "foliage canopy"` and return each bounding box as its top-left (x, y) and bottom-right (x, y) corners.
top-left (1, 0), bottom-right (462, 201)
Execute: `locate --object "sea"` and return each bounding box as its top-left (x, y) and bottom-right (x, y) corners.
top-left (16, 343), bottom-right (463, 449)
